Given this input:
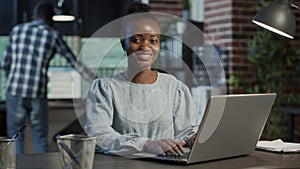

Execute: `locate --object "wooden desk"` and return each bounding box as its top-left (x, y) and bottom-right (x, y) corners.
top-left (17, 151), bottom-right (300, 169)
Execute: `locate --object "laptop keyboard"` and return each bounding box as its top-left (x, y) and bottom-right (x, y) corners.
top-left (155, 148), bottom-right (190, 162)
top-left (159, 152), bottom-right (189, 158)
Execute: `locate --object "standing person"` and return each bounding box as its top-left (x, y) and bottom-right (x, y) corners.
top-left (1, 2), bottom-right (95, 153)
top-left (84, 13), bottom-right (201, 156)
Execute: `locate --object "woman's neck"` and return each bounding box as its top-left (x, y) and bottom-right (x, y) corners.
top-left (124, 68), bottom-right (157, 84)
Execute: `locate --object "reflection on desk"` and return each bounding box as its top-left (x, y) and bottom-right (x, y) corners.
top-left (17, 151), bottom-right (300, 169)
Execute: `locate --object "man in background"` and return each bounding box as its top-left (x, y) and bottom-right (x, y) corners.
top-left (1, 2), bottom-right (95, 153)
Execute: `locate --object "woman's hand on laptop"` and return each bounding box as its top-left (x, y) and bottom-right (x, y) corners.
top-left (190, 134), bottom-right (197, 146)
top-left (143, 139), bottom-right (185, 156)
top-left (183, 134), bottom-right (197, 148)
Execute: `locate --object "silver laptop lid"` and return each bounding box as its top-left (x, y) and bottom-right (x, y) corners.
top-left (187, 93), bottom-right (276, 164)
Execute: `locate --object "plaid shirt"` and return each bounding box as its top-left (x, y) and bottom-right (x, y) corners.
top-left (2, 19), bottom-right (95, 98)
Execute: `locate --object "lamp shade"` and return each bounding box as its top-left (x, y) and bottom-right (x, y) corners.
top-left (53, 0), bottom-right (75, 22)
top-left (252, 0), bottom-right (295, 39)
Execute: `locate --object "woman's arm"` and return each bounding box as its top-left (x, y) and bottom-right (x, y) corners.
top-left (173, 81), bottom-right (202, 147)
top-left (84, 79), bottom-right (149, 156)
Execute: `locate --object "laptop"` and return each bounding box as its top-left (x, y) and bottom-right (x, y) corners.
top-left (133, 93), bottom-right (277, 164)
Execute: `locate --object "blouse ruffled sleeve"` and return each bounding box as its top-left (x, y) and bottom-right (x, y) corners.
top-left (84, 79), bottom-right (149, 156)
top-left (172, 81), bottom-right (202, 146)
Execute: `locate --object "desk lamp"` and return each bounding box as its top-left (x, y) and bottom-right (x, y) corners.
top-left (252, 0), bottom-right (297, 39)
top-left (53, 0), bottom-right (75, 22)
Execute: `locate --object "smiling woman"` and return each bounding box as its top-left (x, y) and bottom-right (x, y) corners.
top-left (84, 12), bottom-right (201, 157)
top-left (120, 14), bottom-right (161, 84)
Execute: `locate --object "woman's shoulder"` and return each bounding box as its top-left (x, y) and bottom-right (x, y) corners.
top-left (158, 73), bottom-right (189, 90)
top-left (157, 72), bottom-right (177, 82)
top-left (93, 77), bottom-right (112, 83)
top-left (93, 73), bottom-right (128, 86)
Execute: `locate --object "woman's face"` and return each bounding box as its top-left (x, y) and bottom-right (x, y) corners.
top-left (123, 18), bottom-right (161, 69)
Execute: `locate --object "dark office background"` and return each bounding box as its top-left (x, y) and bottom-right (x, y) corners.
top-left (0, 0), bottom-right (130, 36)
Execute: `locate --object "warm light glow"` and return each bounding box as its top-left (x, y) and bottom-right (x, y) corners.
top-left (252, 20), bottom-right (294, 39)
top-left (53, 15), bottom-right (75, 22)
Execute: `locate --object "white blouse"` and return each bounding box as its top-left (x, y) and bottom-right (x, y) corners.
top-left (84, 72), bottom-right (201, 156)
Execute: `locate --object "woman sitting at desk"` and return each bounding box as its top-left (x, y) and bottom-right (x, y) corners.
top-left (84, 13), bottom-right (201, 156)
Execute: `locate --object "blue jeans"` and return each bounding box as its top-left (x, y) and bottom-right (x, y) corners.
top-left (6, 94), bottom-right (48, 154)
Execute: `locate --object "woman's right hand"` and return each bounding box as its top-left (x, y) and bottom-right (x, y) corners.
top-left (143, 139), bottom-right (185, 156)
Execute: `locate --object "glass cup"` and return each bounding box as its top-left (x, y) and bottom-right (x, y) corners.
top-left (56, 134), bottom-right (96, 169)
top-left (0, 137), bottom-right (16, 169)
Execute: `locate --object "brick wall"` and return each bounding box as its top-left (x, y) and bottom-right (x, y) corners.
top-left (149, 0), bottom-right (261, 93)
top-left (204, 0), bottom-right (261, 93)
top-left (203, 0), bottom-right (300, 142)
top-left (150, 0), bottom-right (183, 16)
top-left (150, 0), bottom-right (300, 89)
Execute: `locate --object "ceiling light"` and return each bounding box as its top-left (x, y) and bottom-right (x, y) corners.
top-left (53, 0), bottom-right (75, 22)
